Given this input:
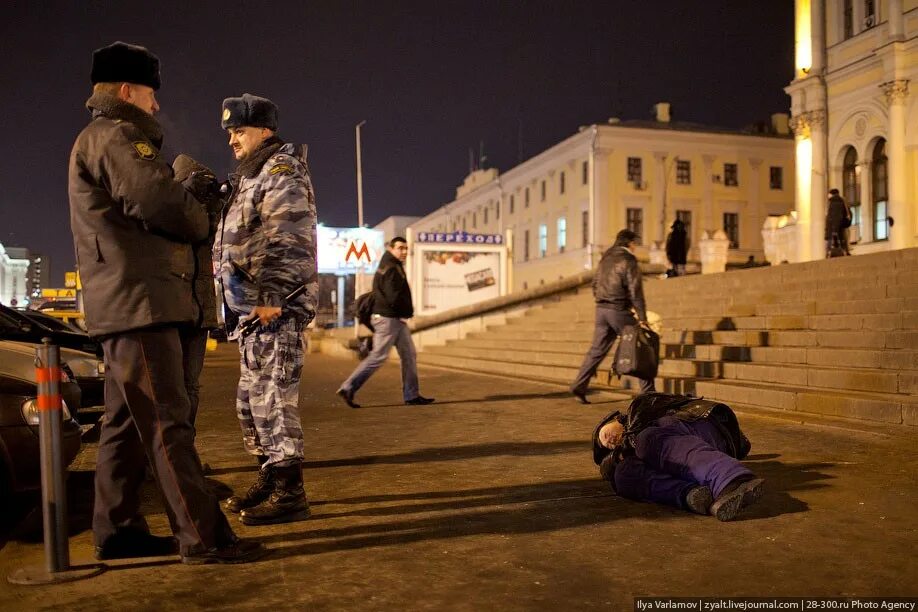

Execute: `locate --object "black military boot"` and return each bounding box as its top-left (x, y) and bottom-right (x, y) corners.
top-left (224, 456), bottom-right (273, 514)
top-left (240, 464), bottom-right (311, 526)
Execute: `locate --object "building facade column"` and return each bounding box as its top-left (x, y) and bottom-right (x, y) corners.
top-left (702, 154), bottom-right (715, 234)
top-left (790, 109), bottom-right (828, 261)
top-left (652, 151), bottom-right (668, 245)
top-left (747, 157), bottom-right (764, 251)
top-left (888, 0), bottom-right (904, 41)
top-left (881, 79), bottom-right (912, 249)
top-left (858, 160), bottom-right (873, 244)
top-left (592, 150), bottom-right (611, 261)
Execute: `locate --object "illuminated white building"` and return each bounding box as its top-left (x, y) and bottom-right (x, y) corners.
top-left (786, 0), bottom-right (918, 260)
top-left (409, 105), bottom-right (795, 291)
top-left (0, 242), bottom-right (30, 307)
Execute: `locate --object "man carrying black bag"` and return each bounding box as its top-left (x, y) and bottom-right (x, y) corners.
top-left (570, 229), bottom-right (656, 404)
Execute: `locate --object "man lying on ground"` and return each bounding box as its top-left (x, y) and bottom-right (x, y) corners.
top-left (592, 393), bottom-right (764, 521)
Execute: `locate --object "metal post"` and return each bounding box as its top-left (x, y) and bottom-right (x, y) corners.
top-left (8, 339), bottom-right (103, 585)
top-left (39, 340), bottom-right (68, 572)
top-left (337, 275), bottom-right (346, 329)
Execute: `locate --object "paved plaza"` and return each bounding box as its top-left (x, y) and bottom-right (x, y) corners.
top-left (1, 344), bottom-right (916, 610)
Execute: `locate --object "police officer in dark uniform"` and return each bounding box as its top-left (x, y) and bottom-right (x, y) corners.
top-left (68, 42), bottom-right (264, 564)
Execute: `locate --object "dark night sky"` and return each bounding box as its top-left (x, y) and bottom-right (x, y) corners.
top-left (1, 1), bottom-right (794, 283)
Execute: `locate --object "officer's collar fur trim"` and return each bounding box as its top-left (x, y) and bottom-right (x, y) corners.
top-left (235, 136), bottom-right (285, 179)
top-left (85, 92), bottom-right (163, 148)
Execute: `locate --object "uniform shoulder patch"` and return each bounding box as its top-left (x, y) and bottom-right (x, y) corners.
top-left (269, 163), bottom-right (294, 176)
top-left (132, 141), bottom-right (157, 161)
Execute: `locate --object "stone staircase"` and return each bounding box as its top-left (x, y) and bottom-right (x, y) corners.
top-left (418, 248), bottom-right (918, 427)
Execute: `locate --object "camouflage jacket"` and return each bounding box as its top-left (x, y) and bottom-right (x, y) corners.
top-left (214, 140), bottom-right (318, 329)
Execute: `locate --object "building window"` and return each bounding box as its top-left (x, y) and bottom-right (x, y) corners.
top-left (676, 210), bottom-right (692, 244)
top-left (843, 0), bottom-right (853, 38)
top-left (483, 208), bottom-right (488, 225)
top-left (560, 171), bottom-right (565, 194)
top-left (583, 161), bottom-right (589, 185)
top-left (872, 139), bottom-right (888, 240)
top-left (724, 163), bottom-right (738, 187)
top-left (723, 212), bottom-right (739, 248)
top-left (541, 180), bottom-right (546, 202)
top-left (769, 166), bottom-right (783, 190)
top-left (582, 210), bottom-right (589, 248)
top-left (496, 201), bottom-right (500, 220)
top-left (864, 0), bottom-right (876, 28)
top-left (850, 204), bottom-right (862, 238)
top-left (626, 208), bottom-right (643, 245)
top-left (462, 217), bottom-right (467, 231)
top-left (524, 230), bottom-right (530, 261)
top-left (472, 212), bottom-right (477, 229)
top-left (538, 224), bottom-right (547, 257)
top-left (676, 160), bottom-right (691, 185)
top-left (842, 146), bottom-right (860, 212)
top-left (627, 157), bottom-right (642, 184)
top-left (557, 217), bottom-right (566, 253)
top-left (509, 195), bottom-right (515, 214)
top-left (525, 188), bottom-right (530, 208)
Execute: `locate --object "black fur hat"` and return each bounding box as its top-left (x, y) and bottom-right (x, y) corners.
top-left (91, 42), bottom-right (161, 90)
top-left (221, 94), bottom-right (278, 130)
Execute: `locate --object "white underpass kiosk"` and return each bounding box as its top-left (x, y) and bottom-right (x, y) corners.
top-left (406, 228), bottom-right (513, 317)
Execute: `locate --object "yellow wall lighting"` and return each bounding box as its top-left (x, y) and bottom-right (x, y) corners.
top-left (795, 0), bottom-right (812, 76)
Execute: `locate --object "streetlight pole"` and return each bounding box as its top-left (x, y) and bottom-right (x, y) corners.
top-left (354, 121), bottom-right (367, 335)
top-left (356, 120), bottom-right (366, 228)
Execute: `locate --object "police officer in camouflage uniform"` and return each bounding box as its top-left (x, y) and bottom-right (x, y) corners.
top-left (213, 93), bottom-right (318, 526)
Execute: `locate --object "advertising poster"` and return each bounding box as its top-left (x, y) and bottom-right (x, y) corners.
top-left (420, 250), bottom-right (500, 314)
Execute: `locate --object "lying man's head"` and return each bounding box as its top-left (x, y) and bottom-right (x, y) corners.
top-left (598, 420), bottom-right (625, 449)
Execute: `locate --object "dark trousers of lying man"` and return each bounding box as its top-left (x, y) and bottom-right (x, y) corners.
top-left (592, 393), bottom-right (764, 521)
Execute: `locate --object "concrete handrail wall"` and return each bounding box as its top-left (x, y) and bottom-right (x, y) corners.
top-left (411, 270), bottom-right (593, 333)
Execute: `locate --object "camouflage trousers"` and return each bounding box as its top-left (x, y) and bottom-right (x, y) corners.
top-left (236, 318), bottom-right (305, 467)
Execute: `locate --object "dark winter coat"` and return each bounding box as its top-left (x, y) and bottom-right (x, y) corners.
top-left (825, 194), bottom-right (851, 240)
top-left (68, 93), bottom-right (209, 337)
top-left (591, 393), bottom-right (752, 468)
top-left (372, 250), bottom-right (414, 319)
top-left (665, 223), bottom-right (688, 265)
top-left (592, 245), bottom-right (647, 322)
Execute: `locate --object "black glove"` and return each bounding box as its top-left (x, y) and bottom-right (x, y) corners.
top-left (173, 154), bottom-right (224, 215)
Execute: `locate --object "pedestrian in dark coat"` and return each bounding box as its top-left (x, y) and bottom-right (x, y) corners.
top-left (172, 154), bottom-right (223, 426)
top-left (570, 229), bottom-right (656, 403)
top-left (591, 393), bottom-right (763, 521)
top-left (825, 188), bottom-right (851, 256)
top-left (68, 41), bottom-right (263, 564)
top-left (665, 219), bottom-right (688, 276)
top-left (337, 237), bottom-right (435, 408)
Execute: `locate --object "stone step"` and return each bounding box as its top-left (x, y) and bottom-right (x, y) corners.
top-left (720, 362), bottom-right (916, 395)
top-left (425, 345), bottom-right (602, 369)
top-left (694, 380), bottom-right (918, 426)
top-left (418, 350), bottom-right (709, 396)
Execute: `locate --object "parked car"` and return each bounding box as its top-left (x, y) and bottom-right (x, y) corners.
top-left (0, 340), bottom-right (83, 498)
top-left (0, 304), bottom-right (100, 357)
top-left (21, 309), bottom-right (85, 334)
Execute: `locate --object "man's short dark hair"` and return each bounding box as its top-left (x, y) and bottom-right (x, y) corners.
top-left (614, 229), bottom-right (639, 247)
top-left (829, 188), bottom-right (840, 196)
top-left (389, 237), bottom-right (407, 248)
